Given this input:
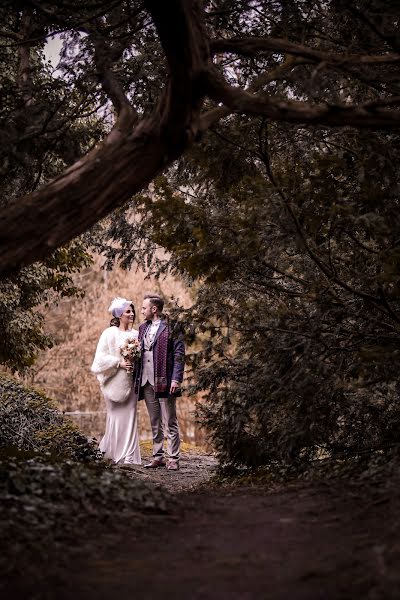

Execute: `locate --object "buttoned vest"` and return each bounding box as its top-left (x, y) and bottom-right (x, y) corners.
top-left (141, 324), bottom-right (155, 386)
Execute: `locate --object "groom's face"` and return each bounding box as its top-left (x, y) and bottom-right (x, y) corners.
top-left (141, 299), bottom-right (155, 321)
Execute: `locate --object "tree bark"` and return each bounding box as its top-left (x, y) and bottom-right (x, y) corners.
top-left (1, 1), bottom-right (400, 278)
top-left (206, 69), bottom-right (400, 128)
top-left (0, 0), bottom-right (210, 278)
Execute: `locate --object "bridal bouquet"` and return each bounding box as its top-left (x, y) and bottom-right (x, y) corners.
top-left (120, 337), bottom-right (142, 362)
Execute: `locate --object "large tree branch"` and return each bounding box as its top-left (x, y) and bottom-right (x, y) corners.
top-left (148, 0), bottom-right (210, 145)
top-left (200, 55), bottom-right (303, 131)
top-left (2, 1), bottom-right (400, 279)
top-left (211, 36), bottom-right (400, 65)
top-left (0, 0), bottom-right (210, 278)
top-left (206, 69), bottom-right (400, 128)
top-left (91, 29), bottom-right (138, 132)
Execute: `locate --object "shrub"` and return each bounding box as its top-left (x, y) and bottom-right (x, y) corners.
top-left (0, 449), bottom-right (169, 590)
top-left (0, 374), bottom-right (101, 462)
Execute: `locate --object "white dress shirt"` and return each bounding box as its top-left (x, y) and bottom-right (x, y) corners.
top-left (147, 319), bottom-right (161, 345)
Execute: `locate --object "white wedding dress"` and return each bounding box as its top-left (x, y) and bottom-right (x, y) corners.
top-left (91, 326), bottom-right (141, 465)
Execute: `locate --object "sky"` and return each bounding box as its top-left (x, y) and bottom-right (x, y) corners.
top-left (44, 34), bottom-right (63, 68)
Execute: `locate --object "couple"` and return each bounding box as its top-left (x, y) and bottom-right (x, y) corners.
top-left (91, 293), bottom-right (185, 471)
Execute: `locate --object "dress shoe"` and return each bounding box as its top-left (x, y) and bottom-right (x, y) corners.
top-left (144, 458), bottom-right (166, 468)
top-left (166, 459), bottom-right (179, 471)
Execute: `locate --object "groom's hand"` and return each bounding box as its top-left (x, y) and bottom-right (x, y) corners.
top-left (170, 381), bottom-right (181, 394)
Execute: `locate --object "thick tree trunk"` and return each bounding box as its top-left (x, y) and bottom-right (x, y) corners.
top-left (0, 121), bottom-right (168, 276)
top-left (1, 1), bottom-right (400, 277)
top-left (0, 0), bottom-right (210, 278)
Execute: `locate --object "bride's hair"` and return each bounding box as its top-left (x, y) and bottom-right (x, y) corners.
top-left (110, 302), bottom-right (136, 327)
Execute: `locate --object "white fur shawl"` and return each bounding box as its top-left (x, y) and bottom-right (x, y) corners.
top-left (91, 327), bottom-right (138, 385)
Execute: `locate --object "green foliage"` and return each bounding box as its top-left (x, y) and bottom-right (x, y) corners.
top-left (0, 377), bottom-right (169, 589)
top-left (1, 0), bottom-right (400, 474)
top-left (187, 125), bottom-right (400, 470)
top-left (0, 242), bottom-right (93, 371)
top-left (102, 113), bottom-right (400, 473)
top-left (0, 374), bottom-right (101, 461)
top-left (0, 450), bottom-right (169, 587)
top-left (0, 5), bottom-right (106, 371)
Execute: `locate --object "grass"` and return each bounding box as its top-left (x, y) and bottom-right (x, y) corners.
top-left (139, 439), bottom-right (211, 455)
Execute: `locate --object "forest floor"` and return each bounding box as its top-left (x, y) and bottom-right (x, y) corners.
top-left (6, 444), bottom-right (400, 600)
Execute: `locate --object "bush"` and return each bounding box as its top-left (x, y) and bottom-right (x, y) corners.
top-left (0, 376), bottom-right (172, 593)
top-left (0, 374), bottom-right (101, 462)
top-left (0, 449), bottom-right (169, 590)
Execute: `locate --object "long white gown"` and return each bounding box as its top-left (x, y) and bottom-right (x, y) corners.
top-left (91, 326), bottom-right (141, 465)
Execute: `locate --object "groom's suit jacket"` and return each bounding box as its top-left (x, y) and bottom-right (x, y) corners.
top-left (134, 319), bottom-right (185, 400)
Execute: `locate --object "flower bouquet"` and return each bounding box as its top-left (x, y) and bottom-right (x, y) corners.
top-left (120, 337), bottom-right (141, 374)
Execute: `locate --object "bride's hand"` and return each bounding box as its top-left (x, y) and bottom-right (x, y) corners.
top-left (120, 358), bottom-right (133, 372)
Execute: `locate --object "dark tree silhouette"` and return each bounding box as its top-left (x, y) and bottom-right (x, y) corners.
top-left (0, 0), bottom-right (399, 276)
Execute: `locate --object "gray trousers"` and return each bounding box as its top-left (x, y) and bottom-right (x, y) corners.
top-left (142, 382), bottom-right (180, 461)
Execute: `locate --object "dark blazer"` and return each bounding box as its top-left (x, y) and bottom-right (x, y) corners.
top-left (134, 319), bottom-right (185, 399)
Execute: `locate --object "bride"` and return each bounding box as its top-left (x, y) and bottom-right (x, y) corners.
top-left (91, 297), bottom-right (141, 465)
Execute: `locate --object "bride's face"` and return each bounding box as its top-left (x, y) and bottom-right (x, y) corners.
top-left (120, 306), bottom-right (135, 327)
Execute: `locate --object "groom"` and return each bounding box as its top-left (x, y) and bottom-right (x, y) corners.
top-left (134, 293), bottom-right (185, 471)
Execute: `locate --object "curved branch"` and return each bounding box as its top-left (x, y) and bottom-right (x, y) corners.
top-left (200, 56), bottom-right (302, 131)
top-left (206, 69), bottom-right (400, 128)
top-left (2, 1), bottom-right (400, 280)
top-left (147, 0), bottom-right (210, 143)
top-left (91, 31), bottom-right (138, 132)
top-left (211, 36), bottom-right (400, 65)
top-left (0, 0), bottom-right (210, 278)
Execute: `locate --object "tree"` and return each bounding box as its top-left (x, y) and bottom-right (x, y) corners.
top-left (98, 109), bottom-right (400, 468)
top-left (0, 242), bottom-right (93, 371)
top-left (2, 1), bottom-right (400, 466)
top-left (1, 0), bottom-right (400, 276)
top-left (0, 8), bottom-right (104, 370)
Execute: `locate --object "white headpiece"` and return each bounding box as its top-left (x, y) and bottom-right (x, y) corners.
top-left (108, 297), bottom-right (133, 318)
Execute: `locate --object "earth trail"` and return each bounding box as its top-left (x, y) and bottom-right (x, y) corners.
top-left (56, 448), bottom-right (399, 600)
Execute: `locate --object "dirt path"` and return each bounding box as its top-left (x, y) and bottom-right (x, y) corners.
top-left (48, 452), bottom-right (399, 600)
top-left (6, 449), bottom-right (399, 599)
top-left (57, 485), bottom-right (398, 600)
top-left (117, 443), bottom-right (218, 493)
